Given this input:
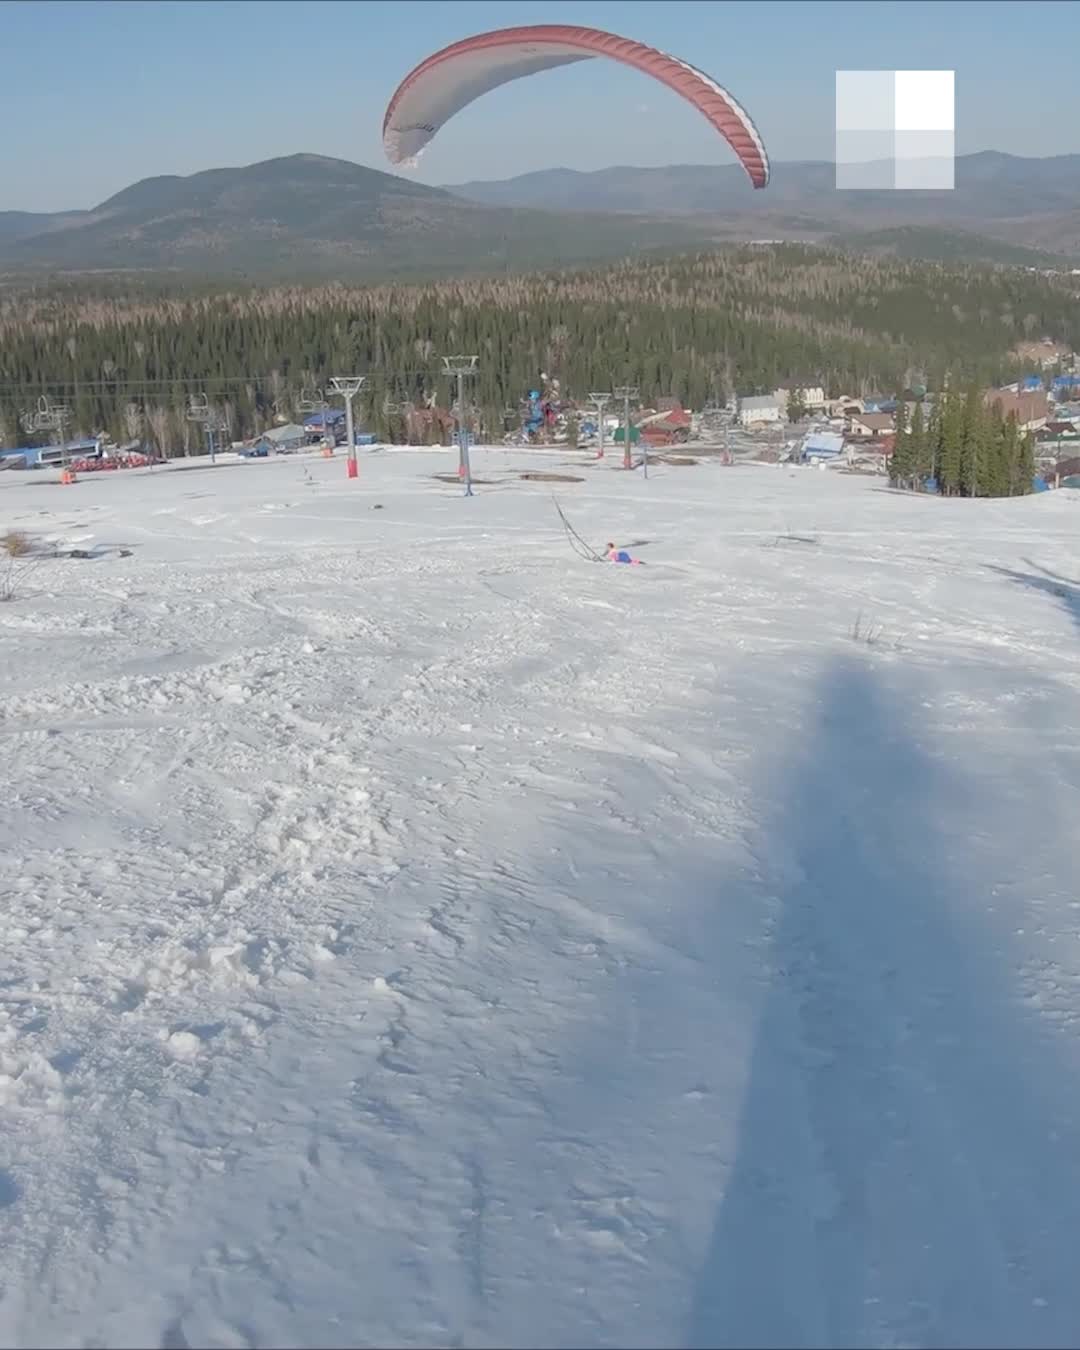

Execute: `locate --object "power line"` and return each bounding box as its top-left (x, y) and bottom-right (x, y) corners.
top-left (0, 368), bottom-right (483, 397)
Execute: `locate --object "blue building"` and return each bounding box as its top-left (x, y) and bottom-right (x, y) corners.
top-left (302, 410), bottom-right (346, 442)
top-left (0, 437), bottom-right (102, 468)
top-left (799, 431), bottom-right (845, 462)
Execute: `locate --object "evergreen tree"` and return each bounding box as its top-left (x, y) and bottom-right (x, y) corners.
top-left (1002, 412), bottom-right (1022, 495)
top-left (786, 388), bottom-right (806, 423)
top-left (937, 386), bottom-right (965, 494)
top-left (892, 393), bottom-right (907, 440)
top-left (982, 401), bottom-right (1010, 498)
top-left (1017, 426), bottom-right (1035, 495)
top-left (959, 384), bottom-right (984, 497)
top-left (907, 400), bottom-right (928, 484)
top-left (889, 393), bottom-right (912, 485)
top-left (925, 398), bottom-right (944, 488)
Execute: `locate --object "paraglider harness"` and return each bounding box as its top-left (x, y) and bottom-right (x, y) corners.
top-left (605, 545), bottom-right (642, 565)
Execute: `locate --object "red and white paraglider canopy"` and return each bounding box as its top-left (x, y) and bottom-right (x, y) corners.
top-left (383, 24), bottom-right (770, 190)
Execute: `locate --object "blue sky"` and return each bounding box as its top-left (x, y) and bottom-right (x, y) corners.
top-left (4, 0), bottom-right (1080, 211)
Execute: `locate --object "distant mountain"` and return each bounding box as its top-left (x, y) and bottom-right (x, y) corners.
top-left (445, 152), bottom-right (1080, 256)
top-left (825, 224), bottom-right (1076, 269)
top-left (0, 154), bottom-right (725, 281)
top-left (3, 151), bottom-right (1079, 283)
top-left (445, 161), bottom-right (832, 214)
top-left (0, 209), bottom-right (90, 244)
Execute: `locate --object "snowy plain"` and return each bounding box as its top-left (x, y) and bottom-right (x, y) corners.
top-left (3, 446), bottom-right (1080, 1349)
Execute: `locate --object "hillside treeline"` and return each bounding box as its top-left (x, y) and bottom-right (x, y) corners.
top-left (1, 246), bottom-right (1078, 450)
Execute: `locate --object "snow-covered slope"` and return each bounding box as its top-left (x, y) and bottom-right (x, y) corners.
top-left (3, 449), bottom-right (1080, 1348)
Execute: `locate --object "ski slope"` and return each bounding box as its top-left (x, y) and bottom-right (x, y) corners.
top-left (3, 447), bottom-right (1080, 1349)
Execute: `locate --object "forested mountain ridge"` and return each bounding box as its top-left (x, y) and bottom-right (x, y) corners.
top-left (3, 152), bottom-right (1080, 280)
top-left (446, 152), bottom-right (1080, 256)
top-left (2, 245), bottom-right (1077, 451)
top-left (0, 154), bottom-right (724, 281)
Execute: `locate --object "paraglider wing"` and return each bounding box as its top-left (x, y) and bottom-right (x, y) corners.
top-left (383, 24), bottom-right (769, 189)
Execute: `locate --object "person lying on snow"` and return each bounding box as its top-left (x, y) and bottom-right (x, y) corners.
top-left (606, 543), bottom-right (644, 565)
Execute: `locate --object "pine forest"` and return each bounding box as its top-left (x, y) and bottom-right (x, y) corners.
top-left (1, 246), bottom-right (1077, 480)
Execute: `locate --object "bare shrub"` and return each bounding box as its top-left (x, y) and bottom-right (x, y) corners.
top-left (0, 530), bottom-right (43, 601)
top-left (2, 530), bottom-right (31, 558)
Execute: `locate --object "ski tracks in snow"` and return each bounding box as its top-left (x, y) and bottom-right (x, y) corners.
top-left (0, 564), bottom-right (410, 1343)
top-left (0, 530), bottom-right (761, 1347)
top-left (6, 461), bottom-right (1080, 1347)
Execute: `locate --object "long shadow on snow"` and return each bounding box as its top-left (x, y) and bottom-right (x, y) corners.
top-left (987, 559), bottom-right (1080, 639)
top-left (687, 657), bottom-right (1080, 1350)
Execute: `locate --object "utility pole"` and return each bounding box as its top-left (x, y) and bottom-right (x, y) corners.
top-left (614, 385), bottom-right (639, 471)
top-left (442, 356), bottom-right (479, 496)
top-left (329, 376), bottom-right (366, 480)
top-left (186, 393), bottom-right (218, 463)
top-left (588, 392), bottom-right (611, 460)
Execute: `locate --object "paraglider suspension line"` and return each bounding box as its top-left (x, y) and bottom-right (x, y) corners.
top-left (553, 496), bottom-right (604, 563)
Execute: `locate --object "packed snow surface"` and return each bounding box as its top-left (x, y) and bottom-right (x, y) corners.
top-left (3, 448), bottom-right (1080, 1349)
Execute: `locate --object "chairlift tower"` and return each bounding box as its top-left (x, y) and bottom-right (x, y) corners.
top-left (329, 376), bottom-right (366, 479)
top-left (588, 392), bottom-right (612, 460)
top-left (442, 356), bottom-right (479, 496)
top-left (614, 385), bottom-right (639, 471)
